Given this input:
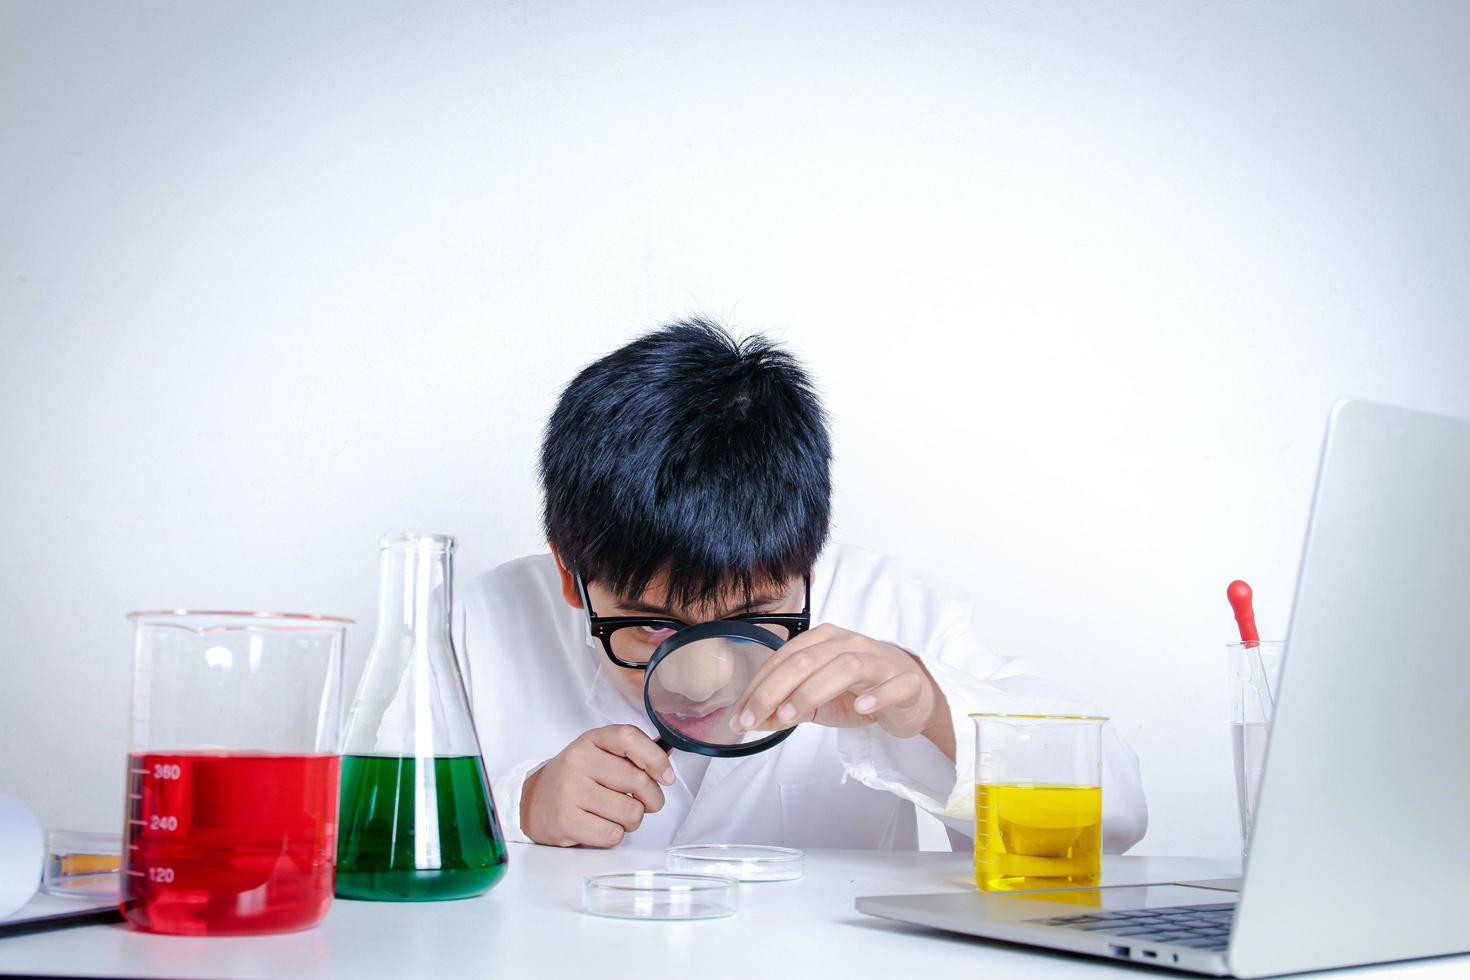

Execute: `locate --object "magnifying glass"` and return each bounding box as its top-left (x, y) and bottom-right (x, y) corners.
top-left (643, 621), bottom-right (794, 758)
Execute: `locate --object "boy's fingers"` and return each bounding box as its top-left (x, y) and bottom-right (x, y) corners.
top-left (726, 624), bottom-right (839, 716)
top-left (563, 807), bottom-right (628, 848)
top-left (735, 640), bottom-right (871, 731)
top-left (590, 725), bottom-right (676, 785)
top-left (769, 658), bottom-right (876, 727)
top-left (583, 784), bottom-right (648, 832)
top-left (592, 758), bottom-right (666, 814)
top-left (853, 671), bottom-right (928, 728)
top-left (730, 641), bottom-right (836, 727)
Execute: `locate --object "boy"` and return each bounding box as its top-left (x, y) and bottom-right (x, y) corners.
top-left (464, 319), bottom-right (1147, 850)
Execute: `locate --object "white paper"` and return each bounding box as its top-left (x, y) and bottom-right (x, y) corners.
top-left (0, 795), bottom-right (44, 918)
top-left (1, 891), bottom-right (116, 928)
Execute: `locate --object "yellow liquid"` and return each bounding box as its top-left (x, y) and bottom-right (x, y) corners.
top-left (974, 783), bottom-right (1102, 892)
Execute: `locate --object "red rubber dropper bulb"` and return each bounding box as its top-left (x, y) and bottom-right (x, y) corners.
top-left (1227, 580), bottom-right (1260, 644)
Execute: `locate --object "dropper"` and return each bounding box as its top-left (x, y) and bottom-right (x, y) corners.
top-left (1226, 580), bottom-right (1259, 644)
top-left (1226, 579), bottom-right (1274, 710)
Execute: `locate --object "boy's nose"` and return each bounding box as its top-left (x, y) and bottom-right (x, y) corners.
top-left (656, 644), bottom-right (735, 702)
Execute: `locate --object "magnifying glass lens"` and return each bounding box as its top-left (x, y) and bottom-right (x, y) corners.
top-left (646, 635), bottom-right (775, 747)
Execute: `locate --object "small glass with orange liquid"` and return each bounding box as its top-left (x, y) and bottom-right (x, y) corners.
top-left (971, 713), bottom-right (1105, 892)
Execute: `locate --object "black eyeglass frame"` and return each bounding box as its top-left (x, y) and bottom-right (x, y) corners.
top-left (574, 572), bottom-right (813, 670)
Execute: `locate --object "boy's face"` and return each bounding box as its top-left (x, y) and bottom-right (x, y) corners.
top-left (556, 560), bottom-right (806, 704)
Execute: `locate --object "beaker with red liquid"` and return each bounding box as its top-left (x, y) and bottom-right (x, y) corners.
top-left (121, 611), bottom-right (351, 935)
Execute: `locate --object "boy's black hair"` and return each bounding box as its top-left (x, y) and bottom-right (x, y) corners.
top-left (540, 316), bottom-right (832, 611)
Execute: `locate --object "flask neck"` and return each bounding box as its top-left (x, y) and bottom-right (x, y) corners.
top-left (375, 537), bottom-right (455, 647)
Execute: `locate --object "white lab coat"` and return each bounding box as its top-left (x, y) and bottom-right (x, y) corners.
top-left (463, 543), bottom-right (1148, 851)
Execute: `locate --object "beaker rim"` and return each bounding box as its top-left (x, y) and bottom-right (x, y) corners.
top-left (968, 712), bottom-right (1109, 721)
top-left (127, 609), bottom-right (354, 627)
top-left (378, 532), bottom-right (456, 549)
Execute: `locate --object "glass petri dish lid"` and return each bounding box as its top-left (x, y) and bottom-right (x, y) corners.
top-left (42, 830), bottom-right (122, 899)
top-left (665, 844), bottom-right (804, 882)
top-left (582, 871), bottom-right (738, 920)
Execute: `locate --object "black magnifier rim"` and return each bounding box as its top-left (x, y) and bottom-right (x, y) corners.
top-left (643, 620), bottom-right (795, 758)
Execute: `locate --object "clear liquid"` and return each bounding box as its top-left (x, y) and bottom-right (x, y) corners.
top-left (1232, 721), bottom-right (1269, 850)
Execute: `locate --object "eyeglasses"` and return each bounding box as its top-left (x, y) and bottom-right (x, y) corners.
top-left (574, 572), bottom-right (812, 670)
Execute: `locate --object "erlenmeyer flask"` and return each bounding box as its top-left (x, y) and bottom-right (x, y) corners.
top-left (336, 533), bottom-right (508, 901)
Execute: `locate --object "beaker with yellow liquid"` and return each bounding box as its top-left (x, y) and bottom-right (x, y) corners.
top-left (972, 714), bottom-right (1105, 892)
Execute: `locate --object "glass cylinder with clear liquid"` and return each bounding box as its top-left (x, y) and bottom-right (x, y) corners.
top-left (1228, 640), bottom-right (1283, 861)
top-left (335, 534), bottom-right (508, 900)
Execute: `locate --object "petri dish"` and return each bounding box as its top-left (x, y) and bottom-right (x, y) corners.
top-left (582, 871), bottom-right (738, 920)
top-left (42, 830), bottom-right (122, 899)
top-left (665, 844), bottom-right (804, 882)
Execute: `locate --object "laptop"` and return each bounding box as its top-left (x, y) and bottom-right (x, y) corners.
top-left (856, 399), bottom-right (1470, 977)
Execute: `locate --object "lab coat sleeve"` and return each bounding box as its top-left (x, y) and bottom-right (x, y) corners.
top-left (490, 757), bottom-right (548, 845)
top-left (833, 614), bottom-right (1149, 853)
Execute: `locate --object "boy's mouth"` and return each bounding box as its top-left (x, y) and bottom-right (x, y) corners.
top-left (662, 703), bottom-right (736, 743)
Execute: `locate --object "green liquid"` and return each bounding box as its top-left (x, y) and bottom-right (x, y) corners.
top-left (336, 754), bottom-right (508, 901)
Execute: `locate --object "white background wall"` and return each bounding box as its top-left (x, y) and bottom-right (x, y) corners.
top-left (3, 0), bottom-right (1468, 859)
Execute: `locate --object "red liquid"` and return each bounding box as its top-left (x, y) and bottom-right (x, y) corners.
top-left (122, 752), bottom-right (340, 935)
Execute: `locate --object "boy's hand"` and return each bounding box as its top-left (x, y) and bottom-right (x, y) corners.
top-left (521, 725), bottom-right (676, 847)
top-left (729, 624), bottom-right (956, 759)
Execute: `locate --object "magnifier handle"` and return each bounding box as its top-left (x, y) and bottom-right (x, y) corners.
top-left (654, 735), bottom-right (674, 754)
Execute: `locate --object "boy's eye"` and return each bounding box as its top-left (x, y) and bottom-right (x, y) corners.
top-left (638, 625), bottom-right (677, 642)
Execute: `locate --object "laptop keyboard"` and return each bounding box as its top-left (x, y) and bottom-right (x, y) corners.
top-left (1028, 902), bottom-right (1236, 951)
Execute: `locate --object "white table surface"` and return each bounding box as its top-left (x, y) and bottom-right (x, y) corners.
top-left (0, 845), bottom-right (1460, 978)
